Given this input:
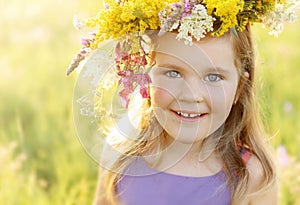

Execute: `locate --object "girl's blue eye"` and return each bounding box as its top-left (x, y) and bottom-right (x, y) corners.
top-left (204, 74), bottom-right (222, 82)
top-left (166, 71), bottom-right (182, 78)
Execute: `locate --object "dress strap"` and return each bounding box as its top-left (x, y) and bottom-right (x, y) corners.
top-left (239, 146), bottom-right (252, 165)
top-left (221, 145), bottom-right (253, 175)
top-left (228, 145), bottom-right (253, 176)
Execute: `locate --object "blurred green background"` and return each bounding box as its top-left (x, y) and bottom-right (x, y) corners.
top-left (0, 0), bottom-right (299, 204)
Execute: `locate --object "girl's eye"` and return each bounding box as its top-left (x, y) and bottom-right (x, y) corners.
top-left (166, 71), bottom-right (182, 78)
top-left (204, 74), bottom-right (223, 82)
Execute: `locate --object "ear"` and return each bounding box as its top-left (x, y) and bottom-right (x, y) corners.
top-left (234, 71), bottom-right (249, 104)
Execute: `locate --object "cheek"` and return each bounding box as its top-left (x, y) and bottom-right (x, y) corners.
top-left (151, 76), bottom-right (182, 95)
top-left (150, 87), bottom-right (174, 108)
top-left (209, 84), bottom-right (237, 114)
top-left (149, 88), bottom-right (172, 130)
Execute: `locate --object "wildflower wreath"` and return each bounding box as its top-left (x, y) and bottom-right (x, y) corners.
top-left (68, 0), bottom-right (298, 108)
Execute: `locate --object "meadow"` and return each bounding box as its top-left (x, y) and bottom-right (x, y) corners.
top-left (0, 0), bottom-right (299, 204)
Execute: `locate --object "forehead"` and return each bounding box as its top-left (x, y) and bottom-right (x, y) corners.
top-left (152, 32), bottom-right (236, 72)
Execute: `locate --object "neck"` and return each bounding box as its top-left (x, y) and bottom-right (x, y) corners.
top-left (165, 135), bottom-right (220, 161)
top-left (143, 132), bottom-right (223, 177)
top-left (164, 138), bottom-right (203, 161)
top-left (149, 131), bottom-right (221, 168)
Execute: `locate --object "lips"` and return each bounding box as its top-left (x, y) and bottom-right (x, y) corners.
top-left (171, 110), bottom-right (208, 121)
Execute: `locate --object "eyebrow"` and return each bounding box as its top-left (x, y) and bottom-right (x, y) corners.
top-left (156, 64), bottom-right (184, 71)
top-left (156, 63), bottom-right (231, 74)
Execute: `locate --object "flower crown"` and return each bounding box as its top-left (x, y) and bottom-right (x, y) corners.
top-left (68, 0), bottom-right (299, 108)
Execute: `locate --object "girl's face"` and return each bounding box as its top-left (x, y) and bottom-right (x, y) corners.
top-left (149, 32), bottom-right (239, 145)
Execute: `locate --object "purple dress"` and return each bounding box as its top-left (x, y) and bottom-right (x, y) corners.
top-left (116, 158), bottom-right (231, 205)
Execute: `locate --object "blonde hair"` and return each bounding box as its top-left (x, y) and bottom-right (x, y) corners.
top-left (94, 26), bottom-right (276, 205)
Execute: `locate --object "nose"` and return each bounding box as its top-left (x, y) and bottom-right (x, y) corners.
top-left (178, 76), bottom-right (206, 103)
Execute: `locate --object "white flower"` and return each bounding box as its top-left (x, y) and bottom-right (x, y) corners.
top-left (263, 0), bottom-right (299, 37)
top-left (176, 4), bottom-right (215, 45)
top-left (170, 20), bottom-right (180, 31)
top-left (83, 48), bottom-right (115, 87)
top-left (73, 16), bottom-right (85, 30)
top-left (158, 3), bottom-right (184, 33)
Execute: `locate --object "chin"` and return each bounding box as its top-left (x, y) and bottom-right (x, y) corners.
top-left (164, 129), bottom-right (209, 144)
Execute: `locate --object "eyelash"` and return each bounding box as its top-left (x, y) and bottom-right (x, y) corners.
top-left (204, 74), bottom-right (224, 82)
top-left (165, 70), bottom-right (182, 78)
top-left (165, 70), bottom-right (223, 82)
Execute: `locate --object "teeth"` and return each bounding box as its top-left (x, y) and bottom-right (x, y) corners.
top-left (190, 113), bottom-right (199, 117)
top-left (176, 112), bottom-right (202, 118)
top-left (182, 113), bottom-right (189, 117)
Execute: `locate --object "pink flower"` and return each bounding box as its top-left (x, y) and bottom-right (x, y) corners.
top-left (81, 38), bottom-right (90, 46)
top-left (117, 71), bottom-right (151, 108)
top-left (119, 88), bottom-right (132, 108)
top-left (283, 101), bottom-right (293, 113)
top-left (133, 73), bottom-right (151, 87)
top-left (140, 86), bottom-right (149, 98)
top-left (131, 53), bottom-right (148, 66)
top-left (277, 145), bottom-right (290, 167)
top-left (115, 43), bottom-right (128, 63)
top-left (119, 70), bottom-right (134, 89)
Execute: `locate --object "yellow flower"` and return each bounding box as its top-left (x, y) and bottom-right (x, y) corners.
top-left (84, 0), bottom-right (285, 48)
top-left (204, 0), bottom-right (244, 36)
top-left (86, 0), bottom-right (177, 48)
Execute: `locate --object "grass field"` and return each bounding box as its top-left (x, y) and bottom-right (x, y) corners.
top-left (0, 0), bottom-right (299, 204)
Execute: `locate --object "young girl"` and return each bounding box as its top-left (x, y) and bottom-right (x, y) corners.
top-left (67, 0), bottom-right (299, 204)
top-left (93, 29), bottom-right (277, 205)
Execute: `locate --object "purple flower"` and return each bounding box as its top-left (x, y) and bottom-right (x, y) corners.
top-left (182, 0), bottom-right (193, 18)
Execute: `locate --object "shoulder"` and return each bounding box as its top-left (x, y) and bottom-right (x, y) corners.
top-left (100, 141), bottom-right (123, 169)
top-left (93, 166), bottom-right (108, 205)
top-left (244, 154), bottom-right (278, 205)
top-left (247, 154), bottom-right (264, 188)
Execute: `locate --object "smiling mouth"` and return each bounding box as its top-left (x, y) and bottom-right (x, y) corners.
top-left (171, 110), bottom-right (208, 120)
